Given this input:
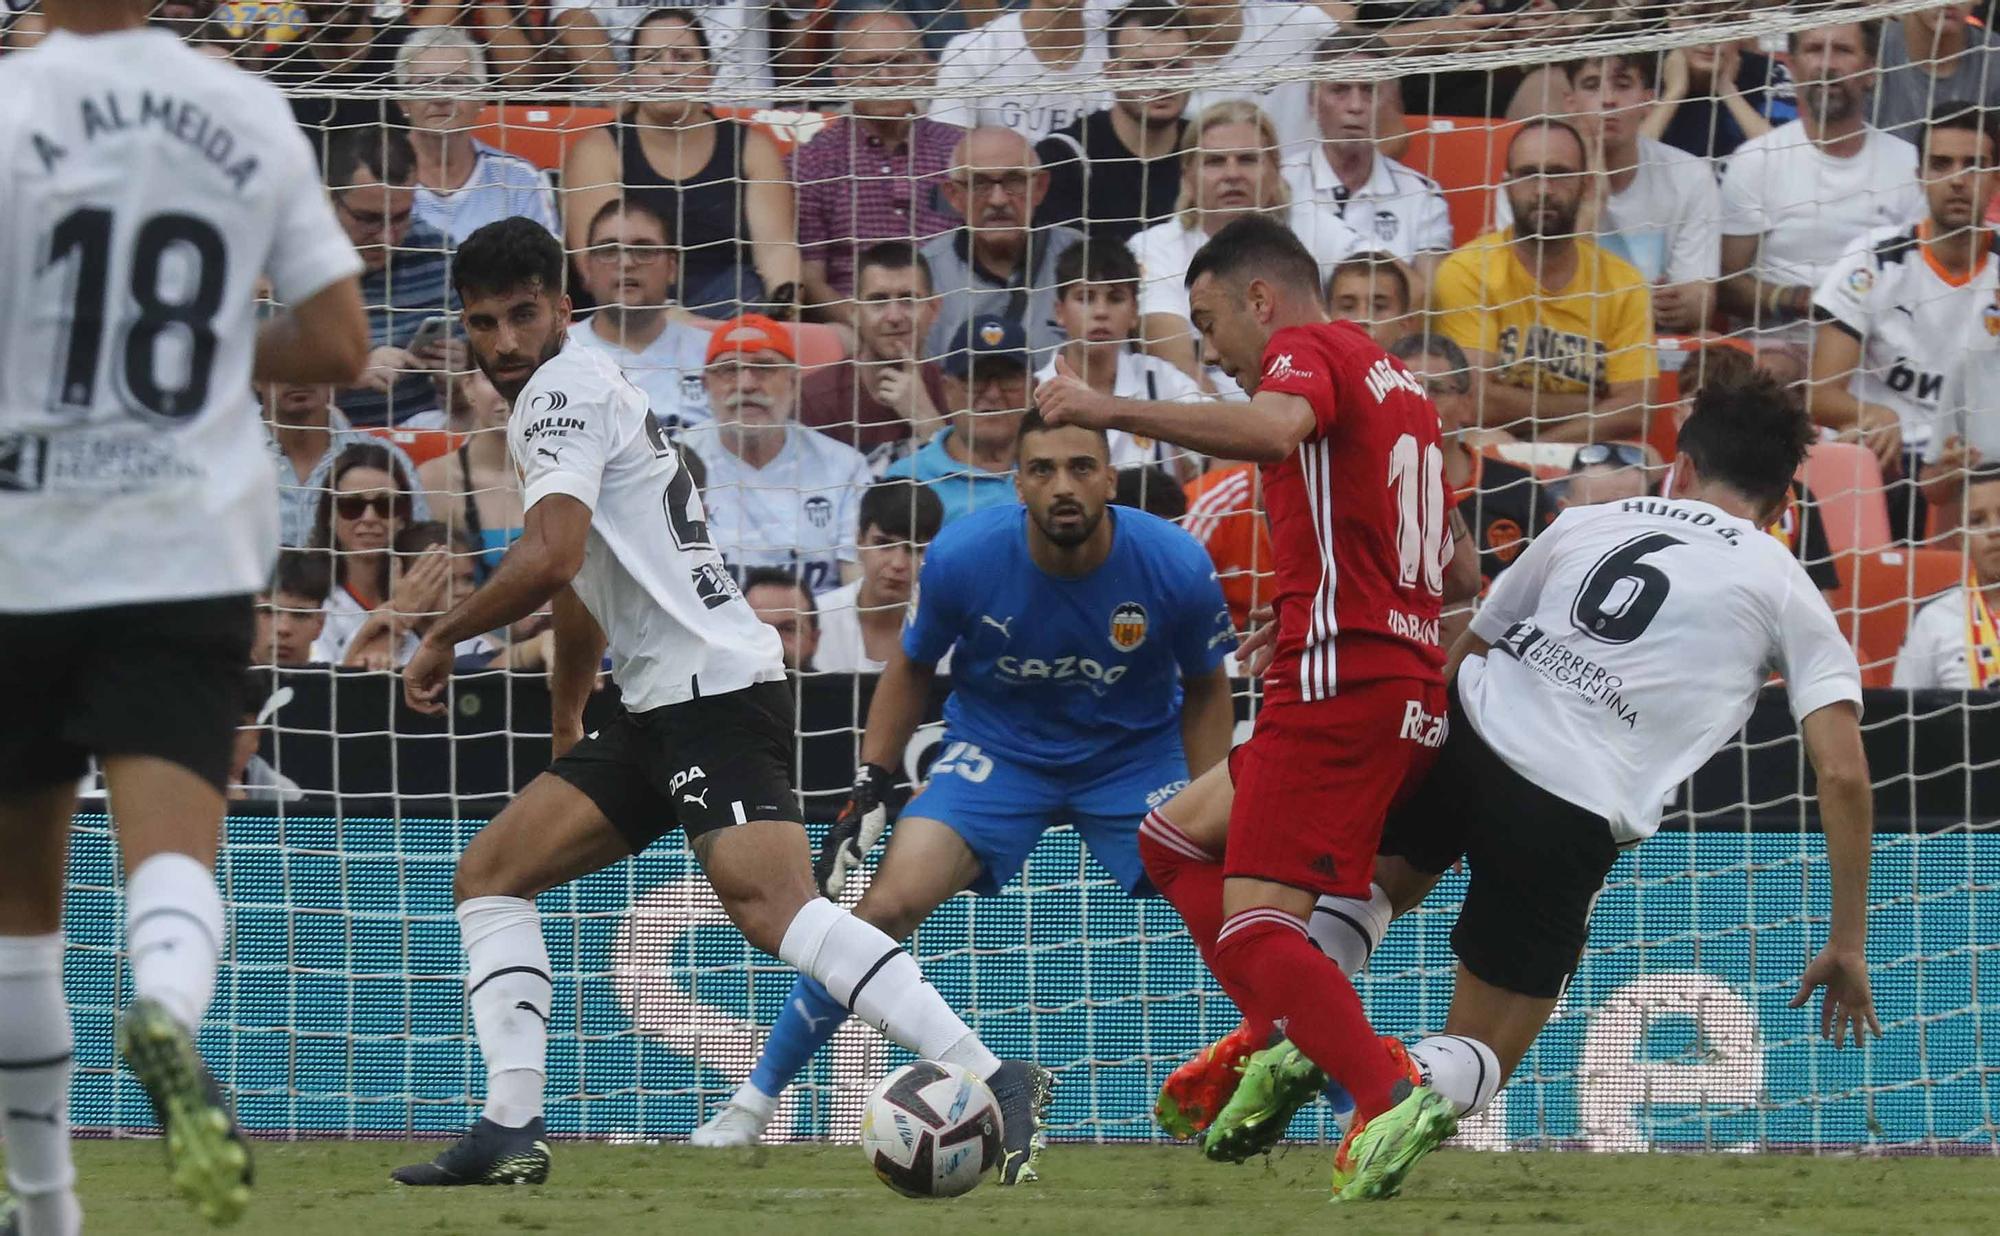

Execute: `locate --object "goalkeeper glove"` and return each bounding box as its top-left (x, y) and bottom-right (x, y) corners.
top-left (815, 762), bottom-right (894, 899)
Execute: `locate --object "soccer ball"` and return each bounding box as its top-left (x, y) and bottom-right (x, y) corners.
top-left (859, 1061), bottom-right (1002, 1199)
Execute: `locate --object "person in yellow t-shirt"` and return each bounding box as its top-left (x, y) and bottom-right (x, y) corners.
top-left (1431, 119), bottom-right (1659, 443)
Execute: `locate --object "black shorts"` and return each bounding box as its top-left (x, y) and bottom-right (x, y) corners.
top-left (0, 595), bottom-right (255, 795)
top-left (1379, 679), bottom-right (1621, 999)
top-left (548, 678), bottom-right (803, 852)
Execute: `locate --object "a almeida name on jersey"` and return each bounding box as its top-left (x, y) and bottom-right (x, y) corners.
top-left (30, 91), bottom-right (260, 193)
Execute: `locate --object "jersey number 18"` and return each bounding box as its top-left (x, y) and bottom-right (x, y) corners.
top-left (43, 207), bottom-right (226, 421)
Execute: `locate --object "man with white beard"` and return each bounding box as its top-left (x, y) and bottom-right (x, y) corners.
top-left (681, 316), bottom-right (873, 597)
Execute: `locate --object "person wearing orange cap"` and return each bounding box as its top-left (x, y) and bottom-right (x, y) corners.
top-left (682, 315), bottom-right (873, 598)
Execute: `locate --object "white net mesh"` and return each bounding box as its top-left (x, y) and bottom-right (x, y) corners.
top-left (16, 0), bottom-right (1997, 1150)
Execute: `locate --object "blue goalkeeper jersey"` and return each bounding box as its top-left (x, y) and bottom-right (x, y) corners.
top-left (902, 503), bottom-right (1235, 768)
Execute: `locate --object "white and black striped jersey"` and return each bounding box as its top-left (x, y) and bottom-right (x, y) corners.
top-left (0, 25), bottom-right (360, 612)
top-left (1461, 497), bottom-right (1862, 843)
top-left (510, 333), bottom-right (785, 710)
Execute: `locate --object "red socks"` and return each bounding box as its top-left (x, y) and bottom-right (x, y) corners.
top-left (1141, 811), bottom-right (1274, 1043)
top-left (1211, 910), bottom-right (1407, 1122)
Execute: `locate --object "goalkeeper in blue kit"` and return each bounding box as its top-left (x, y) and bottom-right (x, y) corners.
top-left (690, 405), bottom-right (1239, 1179)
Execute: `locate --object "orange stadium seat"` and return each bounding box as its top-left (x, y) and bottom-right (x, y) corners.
top-left (1397, 117), bottom-right (1517, 247)
top-left (1803, 442), bottom-right (1894, 555)
top-left (1830, 547), bottom-right (1964, 686)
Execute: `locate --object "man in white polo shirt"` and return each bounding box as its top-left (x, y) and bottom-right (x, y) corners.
top-left (1282, 37), bottom-right (1453, 281)
top-left (683, 316), bottom-right (874, 597)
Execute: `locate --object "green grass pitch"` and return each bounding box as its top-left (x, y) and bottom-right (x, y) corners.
top-left (57, 1141), bottom-right (2000, 1235)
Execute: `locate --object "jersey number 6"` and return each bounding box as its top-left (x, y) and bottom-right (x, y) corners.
top-left (1572, 532), bottom-right (1684, 645)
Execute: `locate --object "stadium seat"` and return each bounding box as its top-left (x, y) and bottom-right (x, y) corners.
top-left (1397, 117), bottom-right (1517, 247)
top-left (1803, 442), bottom-right (1894, 555)
top-left (1829, 546), bottom-right (1964, 686)
top-left (471, 105), bottom-right (615, 171)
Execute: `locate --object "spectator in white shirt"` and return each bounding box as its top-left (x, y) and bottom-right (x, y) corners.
top-left (1283, 36), bottom-right (1453, 283)
top-left (688, 316), bottom-right (874, 596)
top-left (1035, 240), bottom-right (1206, 478)
top-left (743, 567), bottom-right (820, 672)
top-left (395, 26), bottom-right (559, 246)
top-left (568, 197), bottom-right (716, 436)
top-left (306, 443), bottom-right (422, 664)
top-left (1719, 21), bottom-right (1925, 385)
top-left (1179, 0), bottom-right (1345, 152)
top-left (252, 551), bottom-right (331, 669)
top-left (815, 479), bottom-right (946, 673)
top-left (1325, 253), bottom-right (1414, 348)
top-left (929, 0), bottom-right (1110, 143)
top-left (1893, 465), bottom-right (2000, 690)
top-left (1495, 51), bottom-right (1721, 334)
top-left (1131, 99), bottom-right (1362, 390)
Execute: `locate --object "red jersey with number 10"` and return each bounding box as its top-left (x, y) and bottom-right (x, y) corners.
top-left (1254, 321), bottom-right (1450, 706)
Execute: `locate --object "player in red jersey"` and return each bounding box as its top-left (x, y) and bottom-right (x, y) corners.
top-left (1038, 216), bottom-right (1460, 1200)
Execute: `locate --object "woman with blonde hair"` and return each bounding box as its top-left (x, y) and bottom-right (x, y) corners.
top-left (1128, 100), bottom-right (1364, 390)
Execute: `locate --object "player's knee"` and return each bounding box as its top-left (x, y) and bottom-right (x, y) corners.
top-left (453, 838), bottom-right (526, 903)
top-left (852, 886), bottom-right (933, 942)
top-left (727, 874), bottom-right (819, 956)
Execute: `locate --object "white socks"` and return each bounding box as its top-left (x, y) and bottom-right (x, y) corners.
top-left (125, 852), bottom-right (225, 1032)
top-left (777, 898), bottom-right (1001, 1080)
top-left (1309, 884), bottom-right (1393, 977)
top-left (458, 897), bottom-right (552, 1129)
top-left (0, 935), bottom-right (81, 1236)
top-left (1407, 1034), bottom-right (1503, 1116)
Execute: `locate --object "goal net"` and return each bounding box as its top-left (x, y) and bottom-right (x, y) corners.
top-left (35, 0), bottom-right (1999, 1152)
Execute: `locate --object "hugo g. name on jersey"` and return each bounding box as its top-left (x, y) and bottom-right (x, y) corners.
top-left (0, 25), bottom-right (362, 612)
top-left (1812, 223), bottom-right (2000, 454)
top-left (1459, 496), bottom-right (1862, 843)
top-left (509, 334), bottom-right (784, 710)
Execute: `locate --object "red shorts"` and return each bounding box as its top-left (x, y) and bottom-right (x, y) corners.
top-left (1224, 677), bottom-right (1447, 898)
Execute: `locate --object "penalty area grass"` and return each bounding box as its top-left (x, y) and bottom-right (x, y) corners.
top-left (64, 1141), bottom-right (2000, 1235)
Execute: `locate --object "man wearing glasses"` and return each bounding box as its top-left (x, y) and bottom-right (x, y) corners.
top-left (325, 126), bottom-right (460, 427)
top-left (1431, 119), bottom-right (1659, 444)
top-left (921, 127), bottom-right (1085, 369)
top-left (567, 197), bottom-right (715, 436)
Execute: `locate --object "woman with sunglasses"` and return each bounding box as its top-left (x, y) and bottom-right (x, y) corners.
top-left (309, 443), bottom-right (421, 664)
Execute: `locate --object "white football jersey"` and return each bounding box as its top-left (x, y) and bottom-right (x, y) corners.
top-left (510, 334), bottom-right (784, 710)
top-left (0, 26), bottom-right (361, 612)
top-left (1461, 497), bottom-right (1862, 843)
top-left (1811, 224), bottom-right (2000, 454)
top-left (682, 421), bottom-right (871, 597)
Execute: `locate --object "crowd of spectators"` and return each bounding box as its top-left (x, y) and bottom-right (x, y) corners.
top-left (8, 0), bottom-right (1999, 783)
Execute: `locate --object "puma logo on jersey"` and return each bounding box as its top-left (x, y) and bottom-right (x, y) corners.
top-left (683, 788), bottom-right (711, 809)
top-left (980, 614), bottom-right (1014, 639)
top-left (536, 446), bottom-right (562, 464)
top-left (1265, 352), bottom-right (1314, 382)
top-left (1398, 699), bottom-right (1447, 748)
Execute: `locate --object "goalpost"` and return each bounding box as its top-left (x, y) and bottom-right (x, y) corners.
top-left (50, 0), bottom-right (1999, 1153)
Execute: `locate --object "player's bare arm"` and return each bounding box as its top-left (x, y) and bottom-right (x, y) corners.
top-left (1790, 700), bottom-right (1883, 1047)
top-left (1039, 355), bottom-right (1316, 463)
top-left (1178, 665), bottom-right (1235, 777)
top-left (405, 493), bottom-right (591, 714)
top-left (858, 646), bottom-right (939, 771)
top-left (547, 585), bottom-right (606, 760)
top-left (253, 277), bottom-right (370, 387)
